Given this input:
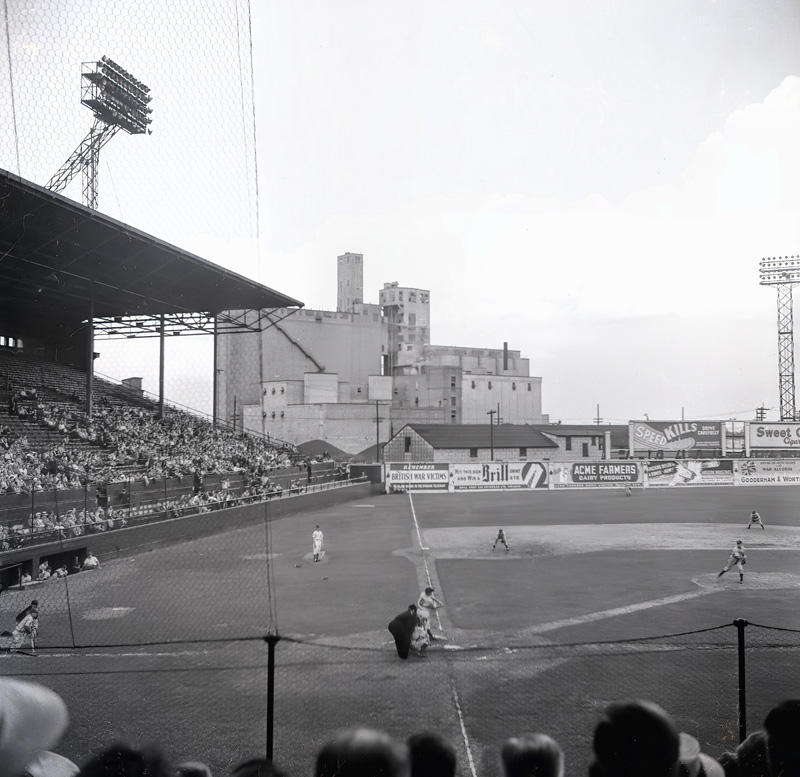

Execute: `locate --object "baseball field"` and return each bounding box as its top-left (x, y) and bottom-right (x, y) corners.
top-left (1, 484), bottom-right (799, 777)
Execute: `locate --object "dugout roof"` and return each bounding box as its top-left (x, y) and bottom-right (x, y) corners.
top-left (0, 168), bottom-right (303, 341)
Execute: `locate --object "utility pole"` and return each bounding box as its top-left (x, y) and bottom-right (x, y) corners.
top-left (595, 404), bottom-right (602, 425)
top-left (755, 406), bottom-right (767, 422)
top-left (487, 409), bottom-right (496, 460)
top-left (375, 401), bottom-right (380, 463)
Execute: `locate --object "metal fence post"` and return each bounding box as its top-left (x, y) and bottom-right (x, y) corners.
top-left (734, 617), bottom-right (749, 743)
top-left (265, 633), bottom-right (280, 761)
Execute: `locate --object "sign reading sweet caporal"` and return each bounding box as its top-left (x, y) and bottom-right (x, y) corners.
top-left (747, 423), bottom-right (800, 449)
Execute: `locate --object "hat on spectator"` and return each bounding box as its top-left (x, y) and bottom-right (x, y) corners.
top-left (679, 733), bottom-right (724, 777)
top-left (0, 678), bottom-right (69, 777)
top-left (24, 752), bottom-right (80, 777)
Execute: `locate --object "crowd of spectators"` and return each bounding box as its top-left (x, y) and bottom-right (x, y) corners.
top-left (3, 679), bottom-right (799, 777)
top-left (1, 395), bottom-right (302, 496)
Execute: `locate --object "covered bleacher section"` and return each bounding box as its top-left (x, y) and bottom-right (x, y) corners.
top-left (0, 168), bottom-right (366, 573)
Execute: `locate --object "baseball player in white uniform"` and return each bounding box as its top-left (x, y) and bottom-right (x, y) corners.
top-left (747, 511), bottom-right (765, 530)
top-left (717, 540), bottom-right (747, 583)
top-left (312, 525), bottom-right (324, 562)
top-left (416, 586), bottom-right (444, 641)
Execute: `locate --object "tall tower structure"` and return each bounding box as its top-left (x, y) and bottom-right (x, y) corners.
top-left (759, 255), bottom-right (800, 421)
top-left (379, 282), bottom-right (431, 373)
top-left (337, 252), bottom-right (364, 312)
top-left (46, 57), bottom-right (152, 209)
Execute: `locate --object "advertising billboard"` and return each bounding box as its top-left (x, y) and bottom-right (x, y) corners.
top-left (645, 459), bottom-right (734, 487)
top-left (550, 461), bottom-right (640, 488)
top-left (451, 461), bottom-right (548, 489)
top-left (630, 421), bottom-right (722, 451)
top-left (747, 423), bottom-right (800, 450)
top-left (734, 459), bottom-right (800, 486)
top-left (385, 463), bottom-right (449, 491)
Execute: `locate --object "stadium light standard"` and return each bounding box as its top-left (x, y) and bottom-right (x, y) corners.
top-left (46, 57), bottom-right (152, 209)
top-left (487, 409), bottom-right (497, 460)
top-left (759, 255), bottom-right (800, 421)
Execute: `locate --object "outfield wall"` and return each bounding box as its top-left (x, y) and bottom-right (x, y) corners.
top-left (385, 458), bottom-right (800, 491)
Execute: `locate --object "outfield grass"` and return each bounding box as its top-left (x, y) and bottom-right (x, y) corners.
top-left (1, 485), bottom-right (799, 777)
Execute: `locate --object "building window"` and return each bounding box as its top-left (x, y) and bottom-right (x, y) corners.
top-left (450, 376), bottom-right (456, 388)
top-left (415, 397), bottom-right (419, 406)
top-left (409, 313), bottom-right (416, 325)
top-left (512, 382), bottom-right (516, 390)
top-left (565, 437), bottom-right (572, 451)
top-left (451, 410), bottom-right (457, 420)
top-left (394, 387), bottom-right (398, 395)
top-left (582, 442), bottom-right (589, 457)
top-left (471, 380), bottom-right (476, 389)
top-left (404, 436), bottom-right (411, 453)
top-left (528, 383), bottom-right (531, 391)
top-left (407, 345), bottom-right (413, 351)
top-left (280, 411), bottom-right (284, 418)
top-left (409, 291), bottom-right (417, 303)
top-left (488, 381), bottom-right (492, 390)
top-left (357, 386), bottom-right (362, 393)
top-left (271, 387), bottom-right (276, 395)
top-left (280, 386), bottom-right (284, 394)
top-left (592, 437), bottom-right (597, 446)
top-left (469, 447), bottom-right (478, 458)
top-left (519, 447), bottom-right (527, 457)
top-left (450, 396), bottom-right (456, 406)
top-left (271, 411), bottom-right (275, 419)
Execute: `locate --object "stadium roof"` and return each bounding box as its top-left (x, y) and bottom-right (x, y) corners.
top-left (403, 424), bottom-right (559, 449)
top-left (537, 424), bottom-right (630, 448)
top-left (0, 168), bottom-right (303, 341)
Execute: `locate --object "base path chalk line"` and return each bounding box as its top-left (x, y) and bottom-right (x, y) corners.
top-left (408, 492), bottom-right (478, 777)
top-left (523, 572), bottom-right (800, 636)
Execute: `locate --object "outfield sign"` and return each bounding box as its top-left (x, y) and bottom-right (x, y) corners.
top-left (630, 421), bottom-right (722, 451)
top-left (733, 459), bottom-right (800, 486)
top-left (646, 459), bottom-right (734, 487)
top-left (385, 463), bottom-right (449, 491)
top-left (747, 423), bottom-right (800, 450)
top-left (549, 461), bottom-right (641, 488)
top-left (451, 462), bottom-right (548, 489)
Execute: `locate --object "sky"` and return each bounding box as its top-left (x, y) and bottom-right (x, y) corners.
top-left (3, 0), bottom-right (800, 423)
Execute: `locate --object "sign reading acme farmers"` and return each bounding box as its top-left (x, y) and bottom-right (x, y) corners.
top-left (748, 423), bottom-right (800, 449)
top-left (630, 420), bottom-right (722, 450)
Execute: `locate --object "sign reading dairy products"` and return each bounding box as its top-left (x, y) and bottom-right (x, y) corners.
top-left (748, 423), bottom-right (800, 449)
top-left (385, 463), bottom-right (449, 491)
top-left (451, 461), bottom-right (548, 489)
top-left (630, 421), bottom-right (722, 451)
top-left (550, 461), bottom-right (641, 487)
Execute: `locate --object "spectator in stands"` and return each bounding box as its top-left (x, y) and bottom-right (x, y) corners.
top-left (407, 732), bottom-right (456, 777)
top-left (37, 561), bottom-right (51, 580)
top-left (0, 677), bottom-right (69, 777)
top-left (500, 733), bottom-right (564, 777)
top-left (589, 700), bottom-right (680, 777)
top-left (53, 565), bottom-right (68, 579)
top-left (718, 699), bottom-right (800, 777)
top-left (82, 551), bottom-right (100, 570)
top-left (315, 728), bottom-right (409, 777)
top-left (679, 733), bottom-right (723, 777)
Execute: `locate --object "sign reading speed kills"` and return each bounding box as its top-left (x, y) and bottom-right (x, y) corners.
top-left (630, 421), bottom-right (722, 450)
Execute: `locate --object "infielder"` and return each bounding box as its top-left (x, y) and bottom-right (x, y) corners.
top-left (747, 511), bottom-right (765, 530)
top-left (9, 606), bottom-right (38, 654)
top-left (717, 540), bottom-right (747, 583)
top-left (312, 525), bottom-right (324, 562)
top-left (492, 529), bottom-right (510, 551)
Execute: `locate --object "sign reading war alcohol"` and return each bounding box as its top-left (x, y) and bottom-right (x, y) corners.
top-left (630, 420), bottom-right (722, 451)
top-left (748, 423), bottom-right (800, 449)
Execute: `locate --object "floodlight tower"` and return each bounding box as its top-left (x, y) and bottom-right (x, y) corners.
top-left (759, 255), bottom-right (800, 421)
top-left (46, 57), bottom-right (152, 209)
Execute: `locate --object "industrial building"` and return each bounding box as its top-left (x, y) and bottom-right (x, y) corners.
top-left (216, 253), bottom-right (548, 455)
